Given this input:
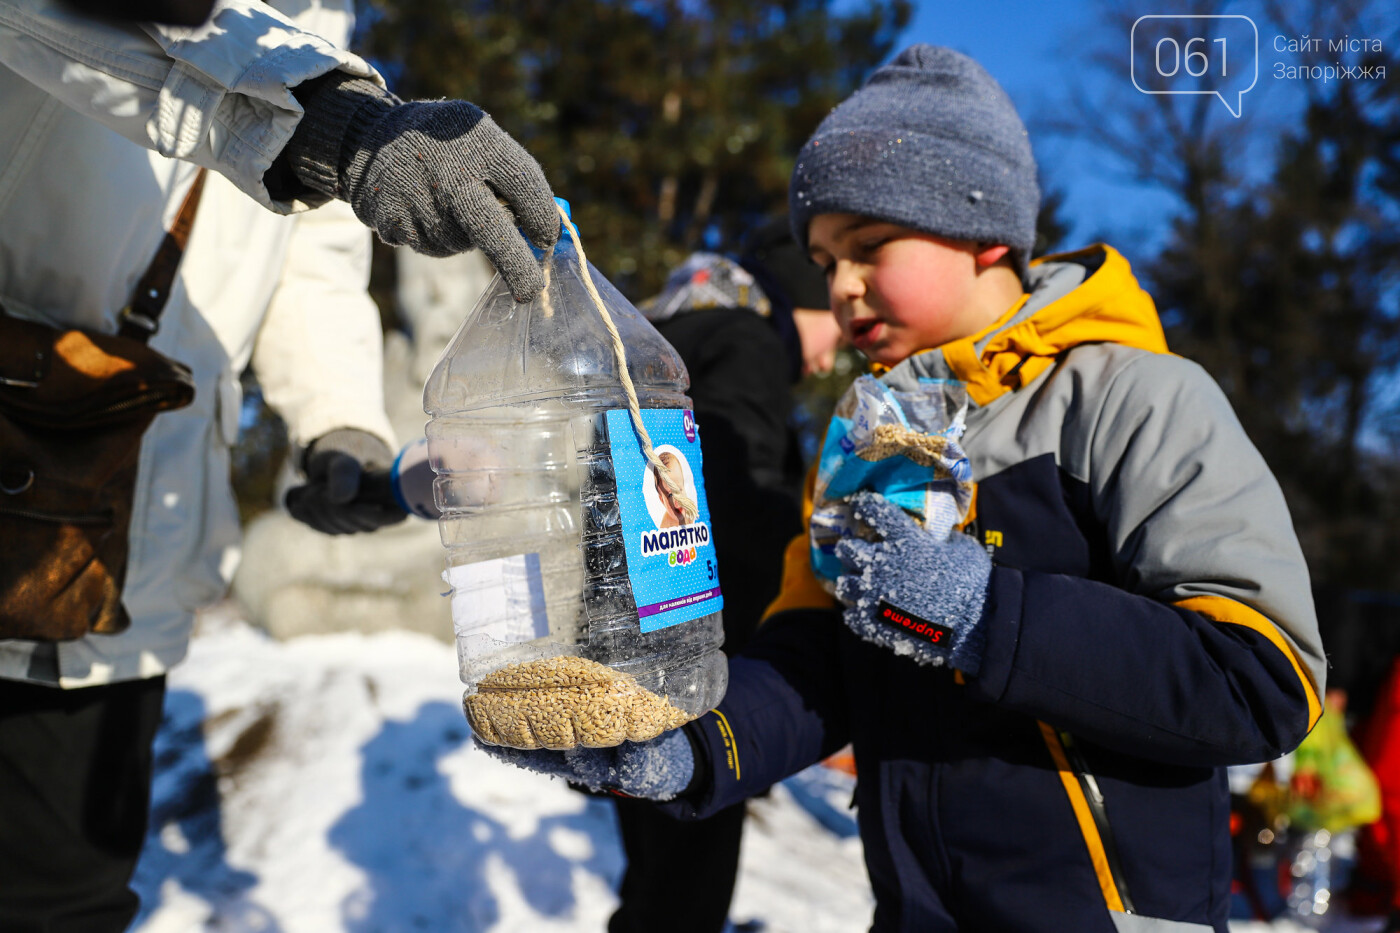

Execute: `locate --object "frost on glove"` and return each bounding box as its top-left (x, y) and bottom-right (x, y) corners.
top-left (279, 72), bottom-right (559, 301)
top-left (834, 490), bottom-right (992, 674)
top-left (476, 728), bottom-right (697, 802)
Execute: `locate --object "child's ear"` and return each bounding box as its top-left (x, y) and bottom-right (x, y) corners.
top-left (974, 244), bottom-right (1012, 269)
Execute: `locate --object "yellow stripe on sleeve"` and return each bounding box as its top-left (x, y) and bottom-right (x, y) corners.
top-left (1174, 595), bottom-right (1322, 731)
top-left (711, 709), bottom-right (740, 781)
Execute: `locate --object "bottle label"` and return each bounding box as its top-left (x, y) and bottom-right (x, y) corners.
top-left (445, 554), bottom-right (550, 643)
top-left (605, 408), bottom-right (723, 633)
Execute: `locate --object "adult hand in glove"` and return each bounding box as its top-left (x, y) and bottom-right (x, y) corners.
top-left (285, 428), bottom-right (407, 535)
top-left (476, 729), bottom-right (697, 801)
top-left (835, 491), bottom-right (992, 675)
top-left (279, 73), bottom-right (559, 301)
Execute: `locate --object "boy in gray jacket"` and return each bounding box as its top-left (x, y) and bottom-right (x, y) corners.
top-left (488, 45), bottom-right (1324, 933)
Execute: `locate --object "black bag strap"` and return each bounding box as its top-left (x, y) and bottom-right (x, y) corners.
top-left (117, 169), bottom-right (207, 343)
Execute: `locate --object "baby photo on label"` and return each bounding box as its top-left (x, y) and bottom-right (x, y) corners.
top-left (643, 446), bottom-right (699, 530)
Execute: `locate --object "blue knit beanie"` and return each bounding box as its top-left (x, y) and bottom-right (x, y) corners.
top-left (790, 45), bottom-right (1040, 274)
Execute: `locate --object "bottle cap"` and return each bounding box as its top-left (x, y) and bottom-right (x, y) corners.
top-left (527, 197), bottom-right (574, 260)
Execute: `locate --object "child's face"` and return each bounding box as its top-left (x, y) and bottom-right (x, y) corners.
top-left (807, 213), bottom-right (995, 368)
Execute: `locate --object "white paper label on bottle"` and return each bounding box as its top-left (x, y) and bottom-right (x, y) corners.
top-left (446, 554), bottom-right (549, 643)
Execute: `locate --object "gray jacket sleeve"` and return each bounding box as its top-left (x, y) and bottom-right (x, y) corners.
top-left (965, 348), bottom-right (1325, 765)
top-left (1090, 351), bottom-right (1325, 702)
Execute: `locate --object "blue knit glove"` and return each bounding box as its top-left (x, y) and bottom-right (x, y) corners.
top-left (834, 491), bottom-right (992, 674)
top-left (476, 729), bottom-right (696, 801)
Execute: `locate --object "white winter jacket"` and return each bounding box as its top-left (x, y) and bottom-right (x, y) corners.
top-left (0, 0), bottom-right (395, 686)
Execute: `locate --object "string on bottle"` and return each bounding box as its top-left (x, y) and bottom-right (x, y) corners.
top-left (555, 202), bottom-right (698, 521)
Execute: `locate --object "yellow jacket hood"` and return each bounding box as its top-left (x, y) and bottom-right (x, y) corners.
top-left (939, 244), bottom-right (1168, 407)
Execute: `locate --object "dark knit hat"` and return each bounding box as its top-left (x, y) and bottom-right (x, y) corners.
top-left (790, 44), bottom-right (1040, 274)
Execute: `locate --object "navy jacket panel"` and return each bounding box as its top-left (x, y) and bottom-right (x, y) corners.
top-left (663, 609), bottom-right (851, 821)
top-left (671, 605), bottom-right (1232, 931)
top-left (973, 565), bottom-right (1313, 766)
top-left (965, 454), bottom-right (1313, 765)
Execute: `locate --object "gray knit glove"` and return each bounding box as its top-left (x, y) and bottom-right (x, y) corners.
top-left (835, 491), bottom-right (992, 674)
top-left (285, 428), bottom-right (406, 535)
top-left (282, 73), bottom-right (559, 301)
top-left (476, 730), bottom-right (697, 801)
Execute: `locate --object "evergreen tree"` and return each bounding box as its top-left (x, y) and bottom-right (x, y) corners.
top-left (1152, 14), bottom-right (1399, 586)
top-left (1033, 187), bottom-right (1072, 259)
top-left (359, 0), bottom-right (910, 298)
top-left (1056, 0), bottom-right (1400, 587)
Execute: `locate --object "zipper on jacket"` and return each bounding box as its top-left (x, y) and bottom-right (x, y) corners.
top-left (1059, 730), bottom-right (1136, 914)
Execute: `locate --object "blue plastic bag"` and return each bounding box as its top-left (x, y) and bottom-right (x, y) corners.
top-left (810, 375), bottom-right (972, 587)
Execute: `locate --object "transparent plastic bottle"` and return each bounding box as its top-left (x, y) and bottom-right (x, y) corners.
top-left (423, 201), bottom-right (726, 749)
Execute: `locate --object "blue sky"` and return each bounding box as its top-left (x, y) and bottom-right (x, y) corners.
top-left (901, 2), bottom-right (1131, 249)
top-left (898, 0), bottom-right (1327, 259)
top-left (897, 1), bottom-right (1398, 451)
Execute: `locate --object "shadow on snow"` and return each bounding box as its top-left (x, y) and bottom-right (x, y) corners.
top-left (328, 700), bottom-right (623, 931)
top-left (132, 688), bottom-right (282, 931)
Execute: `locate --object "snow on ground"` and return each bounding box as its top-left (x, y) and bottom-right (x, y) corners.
top-left (130, 605), bottom-right (1389, 932)
top-left (131, 606), bottom-right (871, 933)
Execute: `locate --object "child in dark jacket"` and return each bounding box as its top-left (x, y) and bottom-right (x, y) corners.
top-left (484, 45), bottom-right (1326, 933)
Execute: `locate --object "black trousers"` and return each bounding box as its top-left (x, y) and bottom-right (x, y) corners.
top-left (0, 675), bottom-right (166, 933)
top-left (608, 795), bottom-right (746, 933)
